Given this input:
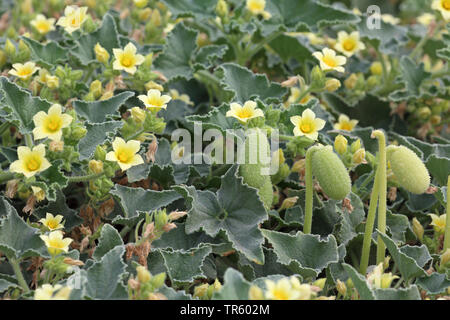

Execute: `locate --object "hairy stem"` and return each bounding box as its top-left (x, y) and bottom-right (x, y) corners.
top-left (67, 172), bottom-right (104, 183)
top-left (444, 175), bottom-right (450, 251)
top-left (9, 258), bottom-right (29, 293)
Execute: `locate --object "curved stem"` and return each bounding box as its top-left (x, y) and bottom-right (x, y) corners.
top-left (9, 258), bottom-right (30, 293)
top-left (66, 172), bottom-right (104, 183)
top-left (303, 145), bottom-right (321, 234)
top-left (373, 130), bottom-right (387, 265)
top-left (24, 134), bottom-right (33, 148)
top-left (444, 175), bottom-right (450, 251)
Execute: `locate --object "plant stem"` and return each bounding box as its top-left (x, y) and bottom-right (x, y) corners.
top-left (244, 30), bottom-right (283, 63)
top-left (303, 146), bottom-right (321, 234)
top-left (360, 167), bottom-right (380, 275)
top-left (0, 121), bottom-right (10, 136)
top-left (0, 171), bottom-right (15, 184)
top-left (444, 175), bottom-right (450, 251)
top-left (294, 88), bottom-right (313, 105)
top-left (410, 21), bottom-right (443, 60)
top-left (9, 258), bottom-right (29, 293)
top-left (67, 172), bottom-right (104, 183)
top-left (373, 130), bottom-right (387, 265)
top-left (24, 133), bottom-right (33, 148)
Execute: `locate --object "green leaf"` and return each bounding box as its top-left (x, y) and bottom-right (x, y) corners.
top-left (161, 0), bottom-right (218, 20)
top-left (160, 246), bottom-right (212, 284)
top-left (33, 189), bottom-right (83, 231)
top-left (78, 121), bottom-right (123, 160)
top-left (154, 23), bottom-right (198, 82)
top-left (84, 246), bottom-right (128, 300)
top-left (261, 229), bottom-right (339, 279)
top-left (186, 104), bottom-right (236, 132)
top-left (213, 268), bottom-right (252, 300)
top-left (37, 160), bottom-right (69, 201)
top-left (416, 273), bottom-right (450, 294)
top-left (373, 286), bottom-right (421, 300)
top-left (175, 165), bottom-right (268, 264)
top-left (92, 224), bottom-right (123, 261)
top-left (0, 278), bottom-right (19, 293)
top-left (21, 37), bottom-right (67, 68)
top-left (110, 185), bottom-right (182, 227)
top-left (158, 285), bottom-right (192, 300)
top-left (335, 192), bottom-right (365, 245)
top-left (194, 44), bottom-right (228, 70)
top-left (426, 155), bottom-right (450, 186)
top-left (71, 14), bottom-right (120, 66)
top-left (342, 263), bottom-right (375, 300)
top-left (0, 77), bottom-right (51, 133)
top-left (218, 63), bottom-right (287, 104)
top-left (0, 197), bottom-right (48, 260)
top-left (73, 91), bottom-right (134, 124)
top-left (378, 232), bottom-right (428, 281)
top-left (389, 132), bottom-right (450, 161)
top-left (268, 34), bottom-right (312, 63)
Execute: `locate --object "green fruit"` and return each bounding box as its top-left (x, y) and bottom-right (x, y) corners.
top-left (387, 146), bottom-right (430, 194)
top-left (259, 178), bottom-right (274, 209)
top-left (312, 146), bottom-right (351, 200)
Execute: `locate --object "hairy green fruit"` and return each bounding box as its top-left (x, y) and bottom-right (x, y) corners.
top-left (239, 130), bottom-right (273, 209)
top-left (387, 145), bottom-right (430, 194)
top-left (311, 146), bottom-right (351, 200)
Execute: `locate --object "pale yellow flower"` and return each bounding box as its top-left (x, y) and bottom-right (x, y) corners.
top-left (134, 0), bottom-right (148, 8)
top-left (32, 104), bottom-right (73, 141)
top-left (39, 213), bottom-right (64, 231)
top-left (226, 101), bottom-right (264, 124)
top-left (46, 75), bottom-right (59, 89)
top-left (301, 32), bottom-right (325, 46)
top-left (417, 13), bottom-right (436, 26)
top-left (30, 14), bottom-right (55, 35)
top-left (290, 108), bottom-right (326, 141)
top-left (113, 42), bottom-right (145, 74)
top-left (289, 277), bottom-right (316, 300)
top-left (40, 230), bottom-right (73, 256)
top-left (380, 14), bottom-right (401, 25)
top-left (57, 6), bottom-right (88, 34)
top-left (31, 186), bottom-right (46, 202)
top-left (264, 278), bottom-right (300, 300)
top-left (335, 31), bottom-right (365, 57)
top-left (312, 48), bottom-right (346, 73)
top-left (34, 284), bottom-right (71, 300)
top-left (138, 89), bottom-right (172, 110)
top-left (366, 263), bottom-right (399, 289)
top-left (429, 213), bottom-right (446, 233)
top-left (106, 137), bottom-right (144, 171)
top-left (9, 62), bottom-right (39, 80)
top-left (170, 89), bottom-right (194, 106)
top-left (334, 114), bottom-right (358, 131)
top-left (9, 145), bottom-right (51, 178)
top-left (246, 0), bottom-right (271, 19)
top-left (432, 0), bottom-right (450, 20)
top-left (286, 87), bottom-right (312, 106)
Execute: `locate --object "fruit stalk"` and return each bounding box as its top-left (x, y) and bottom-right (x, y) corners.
top-left (303, 145), bottom-right (321, 234)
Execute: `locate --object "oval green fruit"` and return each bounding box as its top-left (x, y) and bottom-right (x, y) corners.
top-left (311, 146), bottom-right (351, 200)
top-left (387, 146), bottom-right (430, 194)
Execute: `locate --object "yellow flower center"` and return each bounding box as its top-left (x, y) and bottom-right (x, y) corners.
top-left (323, 56), bottom-right (337, 68)
top-left (121, 55), bottom-right (133, 67)
top-left (300, 122), bottom-right (313, 133)
top-left (47, 220), bottom-right (58, 230)
top-left (236, 109), bottom-right (253, 119)
top-left (118, 150), bottom-right (131, 163)
top-left (26, 157), bottom-right (40, 171)
top-left (46, 116), bottom-right (62, 132)
top-left (272, 289), bottom-right (289, 300)
top-left (148, 97), bottom-right (163, 107)
top-left (340, 122), bottom-right (353, 131)
top-left (48, 239), bottom-right (65, 249)
top-left (343, 39), bottom-right (356, 51)
top-left (36, 21), bottom-right (50, 33)
top-left (17, 67), bottom-right (32, 77)
top-left (442, 0), bottom-right (450, 10)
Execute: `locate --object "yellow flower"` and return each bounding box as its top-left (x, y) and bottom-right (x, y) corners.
top-left (335, 31), bottom-right (365, 57)
top-left (432, 0), bottom-right (450, 20)
top-left (429, 214), bottom-right (446, 233)
top-left (31, 186), bottom-right (46, 202)
top-left (8, 62), bottom-right (39, 80)
top-left (57, 6), bottom-right (88, 34)
top-left (226, 101), bottom-right (264, 124)
top-left (334, 114), bottom-right (358, 131)
top-left (113, 42), bottom-right (145, 75)
top-left (40, 230), bottom-right (73, 256)
top-left (145, 81), bottom-right (164, 92)
top-left (106, 137), bottom-right (144, 171)
top-left (32, 104), bottom-right (73, 141)
top-left (286, 87), bottom-right (312, 106)
top-left (34, 284), bottom-right (71, 300)
top-left (170, 89), bottom-right (194, 106)
top-left (290, 108), bottom-right (326, 141)
top-left (94, 43), bottom-right (110, 64)
top-left (312, 48), bottom-right (346, 73)
top-left (134, 0), bottom-right (148, 8)
top-left (246, 0), bottom-right (271, 19)
top-left (334, 134), bottom-right (348, 155)
top-left (138, 89), bottom-right (172, 110)
top-left (9, 145), bottom-right (51, 178)
top-left (289, 277), bottom-right (316, 300)
top-left (370, 62), bottom-right (383, 76)
top-left (46, 75), bottom-right (59, 89)
top-left (352, 148), bottom-right (366, 165)
top-left (380, 14), bottom-right (400, 25)
top-left (30, 14), bottom-right (55, 35)
top-left (366, 263), bottom-right (399, 289)
top-left (417, 13), bottom-right (436, 25)
top-left (265, 278), bottom-right (300, 300)
top-left (39, 213), bottom-right (64, 231)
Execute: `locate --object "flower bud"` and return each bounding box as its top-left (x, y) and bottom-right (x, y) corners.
top-left (150, 272), bottom-right (166, 289)
top-left (154, 209), bottom-right (168, 230)
top-left (417, 107), bottom-right (431, 119)
top-left (370, 62), bottom-right (383, 76)
top-left (350, 139), bottom-right (361, 153)
top-left (4, 39), bottom-right (16, 58)
top-left (310, 66), bottom-right (326, 90)
top-left (136, 265), bottom-right (151, 283)
top-left (95, 43), bottom-right (110, 64)
top-left (412, 217), bottom-right (424, 241)
top-left (386, 145), bottom-right (430, 194)
top-left (71, 127), bottom-right (87, 140)
top-left (90, 80), bottom-right (103, 99)
top-left (49, 141), bottom-right (64, 152)
top-left (193, 284), bottom-right (209, 299)
top-left (366, 75), bottom-right (379, 90)
top-left (168, 211), bottom-right (187, 221)
top-left (139, 8), bottom-right (152, 21)
top-left (336, 279), bottom-right (347, 296)
top-left (0, 50), bottom-right (7, 68)
top-left (216, 0), bottom-right (229, 19)
top-left (134, 0), bottom-right (148, 8)
top-left (313, 278), bottom-right (326, 290)
top-left (280, 196), bottom-right (298, 210)
top-left (150, 9), bottom-right (162, 27)
top-left (248, 285), bottom-right (264, 300)
top-left (31, 186), bottom-right (46, 202)
top-left (94, 145), bottom-right (107, 161)
top-left (311, 146), bottom-right (351, 200)
top-left (440, 249), bottom-right (450, 267)
top-left (334, 135), bottom-right (348, 155)
top-left (131, 107), bottom-right (146, 123)
top-left (352, 148), bottom-right (366, 165)
top-left (344, 73), bottom-right (358, 89)
top-left (325, 78), bottom-right (341, 92)
top-left (89, 160), bottom-right (104, 174)
top-left (430, 115), bottom-right (441, 125)
top-left (145, 81), bottom-right (164, 92)
top-left (46, 75), bottom-right (59, 89)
